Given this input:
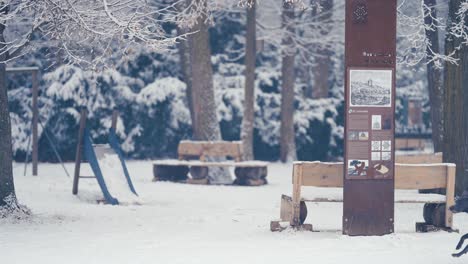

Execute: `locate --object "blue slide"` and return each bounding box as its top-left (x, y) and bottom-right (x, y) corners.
top-left (108, 128), bottom-right (138, 196)
top-left (82, 128), bottom-right (138, 205)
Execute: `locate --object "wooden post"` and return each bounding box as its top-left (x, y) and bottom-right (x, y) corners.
top-left (445, 165), bottom-right (456, 228)
top-left (111, 109), bottom-right (118, 131)
top-left (32, 70), bottom-right (39, 176)
top-left (290, 164), bottom-right (303, 226)
top-left (73, 108), bottom-right (87, 195)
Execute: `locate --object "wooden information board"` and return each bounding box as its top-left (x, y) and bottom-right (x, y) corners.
top-left (343, 0), bottom-right (397, 236)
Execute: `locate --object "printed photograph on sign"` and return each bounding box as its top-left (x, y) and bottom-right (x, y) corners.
top-left (348, 131), bottom-right (358, 140)
top-left (372, 115), bottom-right (382, 130)
top-left (349, 69), bottom-right (392, 107)
top-left (373, 163), bottom-right (390, 176)
top-left (371, 152), bottom-right (381, 161)
top-left (381, 140), bottom-right (391, 151)
top-left (371, 140), bottom-right (381, 151)
top-left (381, 152), bottom-right (391, 160)
top-left (348, 159), bottom-right (368, 176)
top-left (358, 131), bottom-right (369, 140)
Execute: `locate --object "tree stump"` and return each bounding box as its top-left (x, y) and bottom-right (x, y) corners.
top-left (423, 203), bottom-right (437, 224)
top-left (153, 165), bottom-right (189, 182)
top-left (432, 204), bottom-right (446, 227)
top-left (233, 166), bottom-right (268, 186)
top-left (189, 166), bottom-right (209, 180)
top-left (299, 200), bottom-right (308, 225)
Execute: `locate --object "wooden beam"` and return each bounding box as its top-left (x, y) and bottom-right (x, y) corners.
top-left (293, 162), bottom-right (343, 187)
top-left (395, 164), bottom-right (447, 189)
top-left (111, 109), bottom-right (118, 131)
top-left (295, 161), bottom-right (451, 190)
top-left (395, 152), bottom-right (442, 164)
top-left (72, 109), bottom-right (87, 195)
top-left (178, 141), bottom-right (243, 160)
top-left (445, 165), bottom-right (456, 228)
top-left (31, 70), bottom-right (39, 176)
top-left (395, 138), bottom-right (426, 150)
top-left (154, 160), bottom-right (268, 167)
top-left (291, 164), bottom-right (303, 226)
top-left (6, 67), bottom-right (40, 73)
top-left (301, 198), bottom-right (445, 204)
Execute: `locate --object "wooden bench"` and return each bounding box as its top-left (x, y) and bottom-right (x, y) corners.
top-left (153, 140), bottom-right (268, 186)
top-left (270, 153), bottom-right (456, 233)
top-left (395, 138), bottom-right (426, 150)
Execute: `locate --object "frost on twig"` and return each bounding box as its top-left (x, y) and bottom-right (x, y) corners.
top-left (0, 0), bottom-right (190, 68)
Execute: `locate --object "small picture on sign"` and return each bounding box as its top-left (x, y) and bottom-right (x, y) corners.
top-left (381, 151), bottom-right (391, 160)
top-left (382, 114), bottom-right (392, 130)
top-left (348, 159), bottom-right (368, 176)
top-left (348, 131), bottom-right (358, 140)
top-left (382, 140), bottom-right (391, 151)
top-left (371, 140), bottom-right (381, 151)
top-left (358, 131), bottom-right (369, 140)
top-left (372, 115), bottom-right (382, 130)
top-left (349, 69), bottom-right (393, 107)
top-left (374, 163), bottom-right (390, 176)
top-left (371, 152), bottom-right (381, 161)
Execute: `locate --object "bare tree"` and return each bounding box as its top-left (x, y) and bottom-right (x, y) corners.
top-left (186, 0), bottom-right (232, 183)
top-left (443, 0), bottom-right (468, 196)
top-left (280, 1), bottom-right (297, 162)
top-left (309, 0), bottom-right (333, 99)
top-left (241, 0), bottom-right (256, 160)
top-left (0, 0), bottom-right (187, 216)
top-left (176, 1), bottom-right (195, 130)
top-left (423, 0), bottom-right (444, 152)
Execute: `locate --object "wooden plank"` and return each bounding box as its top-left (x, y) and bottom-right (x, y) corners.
top-left (291, 165), bottom-right (303, 226)
top-left (280, 195), bottom-right (293, 222)
top-left (111, 109), bottom-right (118, 131)
top-left (6, 67), bottom-right (39, 73)
top-left (72, 109), bottom-right (87, 195)
top-left (178, 141), bottom-right (242, 160)
top-left (32, 70), bottom-right (38, 176)
top-left (154, 160), bottom-right (268, 167)
top-left (302, 198), bottom-right (445, 204)
top-left (395, 152), bottom-right (442, 164)
top-left (294, 162), bottom-right (343, 187)
top-left (445, 165), bottom-right (456, 228)
top-left (396, 138), bottom-right (425, 150)
top-left (296, 162), bottom-right (449, 190)
top-left (395, 164), bottom-right (447, 189)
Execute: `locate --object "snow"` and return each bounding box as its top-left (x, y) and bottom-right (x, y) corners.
top-left (2, 161), bottom-right (468, 264)
top-left (96, 152), bottom-right (141, 205)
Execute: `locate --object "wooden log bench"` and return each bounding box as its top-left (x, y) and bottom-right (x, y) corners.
top-left (153, 140), bottom-right (268, 186)
top-left (395, 138), bottom-right (426, 151)
top-left (270, 153), bottom-right (456, 233)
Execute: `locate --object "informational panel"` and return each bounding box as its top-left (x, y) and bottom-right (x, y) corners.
top-left (343, 0), bottom-right (397, 236)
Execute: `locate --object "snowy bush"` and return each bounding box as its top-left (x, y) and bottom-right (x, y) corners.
top-left (7, 8), bottom-right (430, 162)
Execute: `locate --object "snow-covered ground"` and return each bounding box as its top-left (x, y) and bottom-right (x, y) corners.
top-left (2, 161), bottom-right (468, 264)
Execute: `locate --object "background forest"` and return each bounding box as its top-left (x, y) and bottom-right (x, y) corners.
top-left (7, 0), bottom-right (437, 162)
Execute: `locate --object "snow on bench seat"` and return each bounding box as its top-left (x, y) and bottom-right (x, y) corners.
top-left (153, 159), bottom-right (269, 167)
top-left (299, 187), bottom-right (446, 204)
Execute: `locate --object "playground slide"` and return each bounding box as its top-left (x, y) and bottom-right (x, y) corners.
top-left (83, 129), bottom-right (140, 205)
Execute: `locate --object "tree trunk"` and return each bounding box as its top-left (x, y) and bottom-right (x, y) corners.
top-left (188, 0), bottom-right (231, 183)
top-left (0, 23), bottom-right (16, 209)
top-left (280, 2), bottom-right (297, 162)
top-left (309, 0), bottom-right (333, 99)
top-left (424, 0), bottom-right (444, 152)
top-left (443, 0), bottom-right (468, 196)
top-left (177, 1), bottom-right (195, 131)
top-left (188, 0), bottom-right (220, 141)
top-left (241, 0), bottom-right (256, 160)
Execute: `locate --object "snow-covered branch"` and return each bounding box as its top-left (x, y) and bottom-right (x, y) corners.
top-left (0, 0), bottom-right (190, 67)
